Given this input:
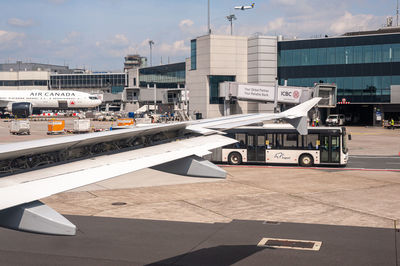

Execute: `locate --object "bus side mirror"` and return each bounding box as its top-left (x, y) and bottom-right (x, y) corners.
top-left (348, 134), bottom-right (352, 140)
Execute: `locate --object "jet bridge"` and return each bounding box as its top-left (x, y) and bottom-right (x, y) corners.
top-left (219, 82), bottom-right (337, 116)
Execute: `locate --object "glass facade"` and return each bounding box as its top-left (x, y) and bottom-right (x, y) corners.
top-left (278, 33), bottom-right (400, 103)
top-left (191, 39), bottom-right (197, 70)
top-left (50, 73), bottom-right (126, 91)
top-left (0, 80), bottom-right (47, 86)
top-left (139, 62), bottom-right (185, 88)
top-left (209, 75), bottom-right (235, 104)
top-left (279, 43), bottom-right (400, 66)
top-left (281, 75), bottom-right (397, 102)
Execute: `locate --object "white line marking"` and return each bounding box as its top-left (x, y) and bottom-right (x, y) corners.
top-left (350, 156), bottom-right (400, 159)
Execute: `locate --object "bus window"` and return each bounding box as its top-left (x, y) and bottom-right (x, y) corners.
top-left (283, 134), bottom-right (297, 148)
top-left (226, 133), bottom-right (236, 148)
top-left (305, 134), bottom-right (318, 149)
top-left (320, 136), bottom-right (329, 162)
top-left (276, 134), bottom-right (283, 149)
top-left (247, 135), bottom-right (255, 148)
top-left (266, 134), bottom-right (274, 149)
top-left (298, 135), bottom-right (304, 149)
top-left (235, 133), bottom-right (246, 148)
top-left (227, 133), bottom-right (234, 139)
top-left (331, 136), bottom-right (340, 163)
top-left (257, 135), bottom-right (265, 147)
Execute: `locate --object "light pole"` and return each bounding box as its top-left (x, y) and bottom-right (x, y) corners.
top-left (226, 14), bottom-right (237, 35)
top-left (149, 40), bottom-right (154, 66)
top-left (208, 0), bottom-right (211, 34)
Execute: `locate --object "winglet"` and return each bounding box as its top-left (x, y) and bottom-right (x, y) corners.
top-left (276, 97), bottom-right (321, 135)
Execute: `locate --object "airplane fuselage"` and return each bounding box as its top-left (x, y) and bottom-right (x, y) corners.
top-left (0, 90), bottom-right (102, 110)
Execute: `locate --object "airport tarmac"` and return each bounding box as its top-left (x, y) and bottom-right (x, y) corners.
top-left (0, 119), bottom-right (399, 265)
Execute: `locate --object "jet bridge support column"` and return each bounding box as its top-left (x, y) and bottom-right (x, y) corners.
top-left (152, 155), bottom-right (227, 178)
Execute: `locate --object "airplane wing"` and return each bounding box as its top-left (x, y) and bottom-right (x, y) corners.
top-left (0, 97), bottom-right (320, 235)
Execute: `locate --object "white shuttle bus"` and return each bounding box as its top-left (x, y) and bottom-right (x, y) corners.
top-left (211, 125), bottom-right (349, 167)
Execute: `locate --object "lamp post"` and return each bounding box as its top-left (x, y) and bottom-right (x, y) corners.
top-left (226, 14), bottom-right (237, 35)
top-left (149, 40), bottom-right (154, 66)
top-left (208, 0), bottom-right (211, 34)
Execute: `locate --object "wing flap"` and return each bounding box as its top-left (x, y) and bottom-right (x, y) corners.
top-left (0, 135), bottom-right (236, 211)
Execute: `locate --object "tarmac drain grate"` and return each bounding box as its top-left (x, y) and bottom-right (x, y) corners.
top-left (257, 238), bottom-right (322, 251)
top-left (111, 202), bottom-right (127, 206)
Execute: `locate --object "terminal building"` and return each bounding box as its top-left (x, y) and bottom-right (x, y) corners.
top-left (278, 27), bottom-right (400, 125)
top-left (186, 27), bottom-right (400, 125)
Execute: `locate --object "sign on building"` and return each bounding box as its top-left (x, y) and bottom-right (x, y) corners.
top-left (235, 84), bottom-right (302, 103)
top-left (277, 87), bottom-right (302, 103)
top-left (236, 84), bottom-right (275, 101)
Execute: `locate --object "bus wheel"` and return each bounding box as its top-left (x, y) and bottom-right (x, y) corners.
top-left (228, 152), bottom-right (242, 165)
top-left (299, 154), bottom-right (313, 167)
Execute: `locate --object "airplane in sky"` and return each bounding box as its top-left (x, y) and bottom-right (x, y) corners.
top-left (0, 97), bottom-right (321, 236)
top-left (234, 3), bottom-right (255, 10)
top-left (0, 90), bottom-right (102, 117)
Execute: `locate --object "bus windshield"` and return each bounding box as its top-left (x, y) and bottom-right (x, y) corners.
top-left (342, 127), bottom-right (348, 154)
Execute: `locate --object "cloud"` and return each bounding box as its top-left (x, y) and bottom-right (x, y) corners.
top-left (329, 11), bottom-right (380, 34)
top-left (270, 0), bottom-right (298, 6)
top-left (0, 30), bottom-right (25, 49)
top-left (47, 0), bottom-right (67, 4)
top-left (178, 19), bottom-right (206, 38)
top-left (61, 31), bottom-right (81, 44)
top-left (7, 18), bottom-right (35, 27)
top-left (264, 18), bottom-right (285, 33)
top-left (261, 0), bottom-right (384, 38)
top-left (179, 19), bottom-right (194, 28)
top-left (95, 34), bottom-right (137, 58)
top-left (96, 34), bottom-right (130, 49)
top-left (158, 40), bottom-right (189, 55)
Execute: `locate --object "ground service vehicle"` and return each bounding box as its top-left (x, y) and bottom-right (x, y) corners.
top-left (326, 114), bottom-right (345, 126)
top-left (211, 125), bottom-right (349, 167)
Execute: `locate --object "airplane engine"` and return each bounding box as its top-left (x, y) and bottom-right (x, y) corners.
top-left (8, 102), bottom-right (33, 118)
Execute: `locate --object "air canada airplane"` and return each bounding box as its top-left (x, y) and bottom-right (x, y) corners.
top-left (0, 90), bottom-right (102, 117)
top-left (0, 97), bottom-right (321, 236)
top-left (234, 3), bottom-right (255, 10)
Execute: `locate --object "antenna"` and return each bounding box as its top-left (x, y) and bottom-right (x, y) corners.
top-left (208, 0), bottom-right (211, 34)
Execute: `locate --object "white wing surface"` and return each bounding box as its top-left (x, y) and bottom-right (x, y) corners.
top-left (0, 97), bottom-right (320, 235)
top-left (0, 135), bottom-right (235, 211)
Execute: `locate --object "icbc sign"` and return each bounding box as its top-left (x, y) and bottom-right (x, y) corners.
top-left (278, 88), bottom-right (302, 103)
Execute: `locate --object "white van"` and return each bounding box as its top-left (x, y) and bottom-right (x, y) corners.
top-left (326, 114), bottom-right (345, 126)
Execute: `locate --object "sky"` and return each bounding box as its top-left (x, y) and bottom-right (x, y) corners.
top-left (0, 0), bottom-right (397, 71)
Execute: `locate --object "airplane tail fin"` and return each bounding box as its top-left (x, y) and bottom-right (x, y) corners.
top-left (275, 97), bottom-right (321, 135)
top-left (252, 3), bottom-right (255, 7)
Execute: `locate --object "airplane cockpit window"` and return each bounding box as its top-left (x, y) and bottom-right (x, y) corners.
top-left (89, 96), bottom-right (98, 100)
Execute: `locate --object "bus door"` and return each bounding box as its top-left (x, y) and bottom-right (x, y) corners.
top-left (320, 135), bottom-right (340, 163)
top-left (247, 134), bottom-right (266, 162)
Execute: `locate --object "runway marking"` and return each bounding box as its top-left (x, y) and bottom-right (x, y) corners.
top-left (219, 165), bottom-right (400, 172)
top-left (350, 132), bottom-right (381, 136)
top-left (349, 156), bottom-right (400, 159)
